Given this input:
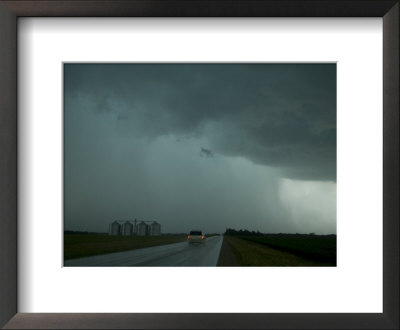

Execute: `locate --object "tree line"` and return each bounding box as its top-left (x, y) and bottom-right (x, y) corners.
top-left (224, 228), bottom-right (336, 237)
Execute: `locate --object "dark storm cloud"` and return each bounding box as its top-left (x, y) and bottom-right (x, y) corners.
top-left (64, 63), bottom-right (336, 235)
top-left (64, 64), bottom-right (336, 181)
top-left (200, 148), bottom-right (214, 158)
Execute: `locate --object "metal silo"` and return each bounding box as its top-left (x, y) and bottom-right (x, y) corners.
top-left (108, 221), bottom-right (121, 235)
top-left (137, 221), bottom-right (148, 236)
top-left (122, 221), bottom-right (133, 235)
top-left (150, 221), bottom-right (161, 236)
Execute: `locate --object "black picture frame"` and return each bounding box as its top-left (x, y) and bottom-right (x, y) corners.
top-left (0, 1), bottom-right (398, 329)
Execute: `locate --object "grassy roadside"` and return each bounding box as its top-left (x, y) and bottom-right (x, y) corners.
top-left (225, 236), bottom-right (333, 266)
top-left (239, 234), bottom-right (336, 265)
top-left (64, 234), bottom-right (187, 260)
top-left (217, 236), bottom-right (240, 266)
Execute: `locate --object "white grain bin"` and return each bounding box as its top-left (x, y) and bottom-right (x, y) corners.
top-left (122, 221), bottom-right (133, 235)
top-left (136, 221), bottom-right (148, 236)
top-left (150, 221), bottom-right (161, 236)
top-left (108, 221), bottom-right (121, 235)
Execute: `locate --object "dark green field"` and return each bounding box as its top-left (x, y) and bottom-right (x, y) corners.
top-left (224, 236), bottom-right (332, 266)
top-left (64, 234), bottom-right (187, 260)
top-left (231, 234), bottom-right (336, 265)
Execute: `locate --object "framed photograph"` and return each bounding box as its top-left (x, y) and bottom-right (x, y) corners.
top-left (0, 1), bottom-right (398, 329)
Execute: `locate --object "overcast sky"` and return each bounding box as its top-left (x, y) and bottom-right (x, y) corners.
top-left (64, 63), bottom-right (336, 235)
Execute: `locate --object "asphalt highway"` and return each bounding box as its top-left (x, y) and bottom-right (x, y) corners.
top-left (64, 235), bottom-right (223, 267)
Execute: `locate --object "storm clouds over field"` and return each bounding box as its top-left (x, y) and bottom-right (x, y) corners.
top-left (64, 64), bottom-right (336, 234)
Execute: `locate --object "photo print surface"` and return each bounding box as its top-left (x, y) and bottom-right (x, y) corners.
top-left (64, 63), bottom-right (336, 267)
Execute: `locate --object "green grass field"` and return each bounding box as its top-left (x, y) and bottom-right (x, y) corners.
top-left (64, 234), bottom-right (187, 260)
top-left (225, 234), bottom-right (336, 266)
top-left (225, 236), bottom-right (332, 266)
top-left (226, 234), bottom-right (336, 266)
top-left (239, 234), bottom-right (336, 265)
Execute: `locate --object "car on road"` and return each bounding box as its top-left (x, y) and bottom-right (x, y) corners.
top-left (187, 230), bottom-right (205, 244)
